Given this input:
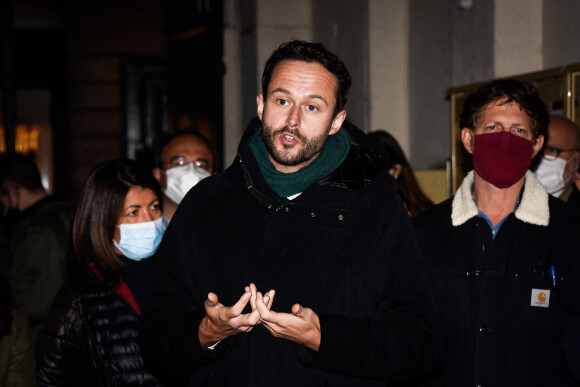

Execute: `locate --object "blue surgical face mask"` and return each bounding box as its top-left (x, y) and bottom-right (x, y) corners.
top-left (113, 217), bottom-right (166, 260)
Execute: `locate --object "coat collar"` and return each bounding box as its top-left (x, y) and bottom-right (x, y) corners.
top-left (451, 170), bottom-right (549, 227)
top-left (234, 117), bottom-right (388, 195)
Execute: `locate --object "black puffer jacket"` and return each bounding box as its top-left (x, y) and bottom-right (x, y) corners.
top-left (36, 266), bottom-right (162, 386)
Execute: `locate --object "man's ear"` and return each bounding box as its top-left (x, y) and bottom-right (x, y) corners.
top-left (152, 167), bottom-right (162, 182)
top-left (532, 134), bottom-right (544, 158)
top-left (153, 167), bottom-right (167, 190)
top-left (328, 110), bottom-right (347, 135)
top-left (461, 128), bottom-right (474, 154)
top-left (256, 93), bottom-right (264, 121)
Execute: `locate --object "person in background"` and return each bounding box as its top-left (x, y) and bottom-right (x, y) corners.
top-left (140, 40), bottom-right (441, 386)
top-left (0, 153), bottom-right (70, 343)
top-left (534, 115), bottom-right (580, 205)
top-left (153, 131), bottom-right (215, 221)
top-left (36, 158), bottom-right (166, 386)
top-left (413, 79), bottom-right (580, 386)
top-left (368, 130), bottom-right (434, 217)
top-left (0, 275), bottom-right (36, 386)
top-left (0, 228), bottom-right (11, 280)
top-left (574, 170), bottom-right (580, 206)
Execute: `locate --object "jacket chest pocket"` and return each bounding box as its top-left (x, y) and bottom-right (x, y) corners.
top-left (431, 272), bottom-right (470, 329)
top-left (509, 273), bottom-right (564, 331)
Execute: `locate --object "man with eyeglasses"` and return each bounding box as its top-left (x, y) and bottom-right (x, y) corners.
top-left (535, 115), bottom-right (580, 203)
top-left (153, 131), bottom-right (215, 221)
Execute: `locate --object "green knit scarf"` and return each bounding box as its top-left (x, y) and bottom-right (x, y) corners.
top-left (249, 127), bottom-right (351, 198)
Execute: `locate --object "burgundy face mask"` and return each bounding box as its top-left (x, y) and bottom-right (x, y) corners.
top-left (472, 131), bottom-right (534, 188)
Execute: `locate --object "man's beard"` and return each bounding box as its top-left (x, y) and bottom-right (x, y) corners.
top-left (262, 124), bottom-right (330, 167)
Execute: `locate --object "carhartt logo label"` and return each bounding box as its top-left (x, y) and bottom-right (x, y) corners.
top-left (530, 288), bottom-right (550, 308)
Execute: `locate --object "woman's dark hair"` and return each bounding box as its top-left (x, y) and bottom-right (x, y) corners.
top-left (71, 158), bottom-right (162, 286)
top-left (368, 130), bottom-right (434, 218)
top-left (261, 40), bottom-right (351, 118)
top-left (460, 78), bottom-right (549, 140)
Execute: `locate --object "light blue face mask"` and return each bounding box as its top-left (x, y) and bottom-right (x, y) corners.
top-left (113, 217), bottom-right (166, 260)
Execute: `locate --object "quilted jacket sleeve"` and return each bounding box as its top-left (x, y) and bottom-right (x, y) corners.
top-left (35, 283), bottom-right (87, 387)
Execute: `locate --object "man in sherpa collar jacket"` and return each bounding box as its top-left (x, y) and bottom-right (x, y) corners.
top-left (413, 79), bottom-right (580, 387)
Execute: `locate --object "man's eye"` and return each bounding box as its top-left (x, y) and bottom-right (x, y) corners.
top-left (306, 105), bottom-right (318, 112)
top-left (170, 157), bottom-right (187, 168)
top-left (277, 99), bottom-right (288, 106)
top-left (515, 127), bottom-right (526, 134)
top-left (194, 160), bottom-right (210, 170)
top-left (486, 125), bottom-right (496, 130)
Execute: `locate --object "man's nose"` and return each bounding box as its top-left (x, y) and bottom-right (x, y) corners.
top-left (286, 106), bottom-right (300, 129)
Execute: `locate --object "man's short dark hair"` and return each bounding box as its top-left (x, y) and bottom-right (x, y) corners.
top-left (460, 78), bottom-right (549, 140)
top-left (0, 153), bottom-right (44, 191)
top-left (261, 40), bottom-right (352, 118)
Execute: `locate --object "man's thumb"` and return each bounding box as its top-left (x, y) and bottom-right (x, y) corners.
top-left (292, 303), bottom-right (303, 316)
top-left (206, 292), bottom-right (218, 306)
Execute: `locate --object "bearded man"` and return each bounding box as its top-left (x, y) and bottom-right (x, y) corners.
top-left (140, 40), bottom-right (441, 386)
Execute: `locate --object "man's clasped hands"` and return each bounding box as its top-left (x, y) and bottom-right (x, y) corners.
top-left (198, 283), bottom-right (321, 351)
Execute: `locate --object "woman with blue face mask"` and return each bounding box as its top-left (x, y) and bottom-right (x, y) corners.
top-left (35, 158), bottom-right (166, 386)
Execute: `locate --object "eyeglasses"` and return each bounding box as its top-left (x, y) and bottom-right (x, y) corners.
top-left (543, 146), bottom-right (580, 160)
top-left (165, 156), bottom-right (210, 171)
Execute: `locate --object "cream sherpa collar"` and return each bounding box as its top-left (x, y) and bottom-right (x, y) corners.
top-left (451, 170), bottom-right (549, 227)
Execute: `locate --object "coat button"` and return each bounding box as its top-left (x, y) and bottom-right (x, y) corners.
top-left (479, 326), bottom-right (491, 333)
top-left (310, 212), bottom-right (316, 218)
top-left (338, 214), bottom-right (344, 221)
top-left (284, 206), bottom-right (290, 212)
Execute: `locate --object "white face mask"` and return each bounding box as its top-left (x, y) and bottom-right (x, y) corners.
top-left (163, 163), bottom-right (211, 204)
top-left (535, 152), bottom-right (578, 195)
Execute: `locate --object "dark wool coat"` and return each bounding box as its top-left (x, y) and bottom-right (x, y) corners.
top-left (567, 184), bottom-right (580, 210)
top-left (9, 196), bottom-right (71, 340)
top-left (35, 267), bottom-right (163, 387)
top-left (413, 170), bottom-right (580, 387)
top-left (140, 119), bottom-right (442, 386)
